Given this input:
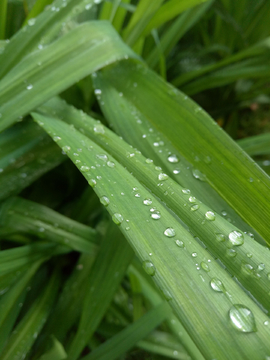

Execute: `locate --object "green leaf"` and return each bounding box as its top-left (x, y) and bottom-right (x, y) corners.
top-left (237, 132), bottom-right (270, 156)
top-left (94, 60), bottom-right (270, 244)
top-left (32, 112), bottom-right (270, 360)
top-left (67, 221), bottom-right (134, 360)
top-left (0, 21), bottom-right (138, 132)
top-left (37, 336), bottom-right (67, 360)
top-left (80, 302), bottom-right (171, 360)
top-left (0, 268), bottom-right (60, 360)
top-left (0, 197), bottom-right (98, 254)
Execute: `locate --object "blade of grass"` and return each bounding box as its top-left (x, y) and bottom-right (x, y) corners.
top-left (0, 0), bottom-right (8, 39)
top-left (32, 112), bottom-right (270, 360)
top-left (80, 302), bottom-right (171, 360)
top-left (66, 221), bottom-right (134, 360)
top-left (0, 268), bottom-right (60, 360)
top-left (237, 132), bottom-right (270, 156)
top-left (96, 60), bottom-right (270, 244)
top-left (0, 21), bottom-right (138, 132)
top-left (0, 261), bottom-right (42, 352)
top-left (37, 336), bottom-right (67, 360)
top-left (36, 97), bottom-right (270, 313)
top-left (22, 0), bottom-right (54, 27)
top-left (0, 197), bottom-right (98, 254)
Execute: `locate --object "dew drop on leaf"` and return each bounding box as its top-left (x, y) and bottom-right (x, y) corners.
top-left (88, 179), bottom-right (97, 187)
top-left (62, 145), bottom-right (71, 153)
top-left (112, 213), bottom-right (123, 225)
top-left (205, 211), bottom-right (215, 221)
top-left (158, 173), bottom-right (168, 181)
top-left (143, 198), bottom-right (152, 205)
top-left (96, 154), bottom-right (108, 161)
top-left (107, 161), bottom-right (115, 168)
top-left (80, 166), bottom-right (90, 172)
top-left (151, 211), bottom-right (161, 220)
top-left (175, 240), bottom-right (184, 248)
top-left (216, 233), bottom-right (226, 242)
top-left (227, 249), bottom-right (237, 257)
top-left (228, 230), bottom-right (244, 246)
top-left (190, 204), bottom-right (200, 211)
top-left (229, 304), bottom-right (257, 333)
top-left (168, 154), bottom-right (179, 163)
top-left (210, 278), bottom-right (225, 292)
top-left (94, 124), bottom-right (105, 134)
top-left (53, 136), bottom-right (61, 142)
top-left (142, 260), bottom-right (156, 276)
top-left (100, 196), bottom-right (110, 206)
top-left (188, 196), bottom-right (196, 203)
top-left (191, 252), bottom-right (197, 258)
top-left (164, 228), bottom-right (176, 237)
top-left (182, 188), bottom-right (191, 195)
top-left (201, 262), bottom-right (210, 272)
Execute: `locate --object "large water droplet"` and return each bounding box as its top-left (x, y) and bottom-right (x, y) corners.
top-left (188, 196), bottom-right (196, 203)
top-left (229, 305), bottom-right (257, 333)
top-left (151, 211), bottom-right (161, 220)
top-left (201, 262), bottom-right (210, 272)
top-left (210, 278), bottom-right (225, 292)
top-left (158, 173), bottom-right (168, 181)
top-left (164, 228), bottom-right (176, 237)
top-left (205, 211), bottom-right (215, 221)
top-left (100, 196), bottom-right (110, 206)
top-left (175, 240), bottom-right (184, 248)
top-left (112, 213), bottom-right (123, 225)
top-left (143, 198), bottom-right (152, 205)
top-left (229, 231), bottom-right (244, 246)
top-left (142, 260), bottom-right (156, 276)
top-left (94, 124), bottom-right (105, 134)
top-left (88, 179), bottom-right (97, 187)
top-left (168, 154), bottom-right (179, 163)
top-left (80, 166), bottom-right (90, 172)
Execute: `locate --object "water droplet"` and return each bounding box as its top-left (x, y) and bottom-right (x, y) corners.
top-left (145, 158), bottom-right (153, 164)
top-left (107, 161), bottom-right (115, 168)
top-left (264, 320), bottom-right (269, 326)
top-left (188, 196), bottom-right (196, 203)
top-left (168, 154), bottom-right (179, 163)
top-left (28, 18), bottom-right (36, 27)
top-left (216, 233), bottom-right (226, 242)
top-left (158, 173), bottom-right (168, 181)
top-left (143, 198), bottom-right (152, 205)
top-left (190, 204), bottom-right (200, 211)
top-left (205, 211), bottom-right (215, 221)
top-left (94, 124), bottom-right (105, 134)
top-left (210, 278), bottom-right (225, 292)
top-left (142, 261), bottom-right (156, 276)
top-left (182, 188), bottom-right (190, 194)
top-left (175, 240), bottom-right (184, 248)
top-left (191, 252), bottom-right (197, 257)
top-left (112, 213), bottom-right (123, 225)
top-left (88, 179), bottom-right (97, 187)
top-left (192, 168), bottom-right (206, 181)
top-left (164, 228), bottom-right (176, 237)
top-left (100, 196), bottom-right (110, 206)
top-left (94, 89), bottom-right (102, 95)
top-left (227, 249), bottom-right (237, 257)
top-left (257, 263), bottom-right (265, 271)
top-left (134, 193), bottom-right (141, 198)
top-left (26, 84), bottom-right (33, 90)
top-left (201, 262), bottom-right (210, 272)
top-left (173, 169), bottom-right (180, 174)
top-left (229, 305), bottom-right (257, 333)
top-left (151, 211), bottom-right (161, 220)
top-left (221, 210), bottom-right (227, 216)
top-left (228, 231), bottom-right (244, 246)
top-left (80, 166), bottom-right (90, 172)
top-left (62, 145), bottom-right (71, 153)
top-left (96, 154), bottom-right (108, 161)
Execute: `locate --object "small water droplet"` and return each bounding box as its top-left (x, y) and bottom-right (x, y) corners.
top-left (175, 240), bottom-right (184, 248)
top-left (107, 161), bottom-right (115, 168)
top-left (143, 198), bottom-right (152, 205)
top-left (173, 169), bottom-right (180, 174)
top-left (134, 193), bottom-right (140, 198)
top-left (158, 173), bottom-right (168, 181)
top-left (264, 320), bottom-right (269, 326)
top-left (210, 278), bottom-right (225, 292)
top-left (188, 196), bottom-right (196, 203)
top-left (205, 211), bottom-right (215, 221)
top-left (192, 168), bottom-right (206, 181)
top-left (229, 304), bottom-right (257, 333)
top-left (221, 210), bottom-right (227, 216)
top-left (191, 252), bottom-right (197, 258)
top-left (112, 213), bottom-right (123, 225)
top-left (164, 228), bottom-right (176, 237)
top-left (201, 262), bottom-right (210, 272)
top-left (62, 145), bottom-right (71, 153)
top-left (146, 158), bottom-right (153, 164)
top-left (142, 260), bottom-right (156, 276)
top-left (151, 211), bottom-right (161, 220)
top-left (100, 196), bottom-right (110, 206)
top-left (228, 230), bottom-right (244, 246)
top-left (96, 154), bottom-right (108, 161)
top-left (227, 249), bottom-right (237, 257)
top-left (257, 263), bottom-right (265, 271)
top-left (168, 154), bottom-right (179, 163)
top-left (94, 89), bottom-right (102, 95)
top-left (94, 124), bottom-right (105, 134)
top-left (88, 179), bottom-right (97, 187)
top-left (216, 233), bottom-right (226, 242)
top-left (80, 166), bottom-right (90, 172)
top-left (26, 84), bottom-right (33, 90)
top-left (190, 204), bottom-right (200, 211)
top-left (182, 188), bottom-right (190, 194)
